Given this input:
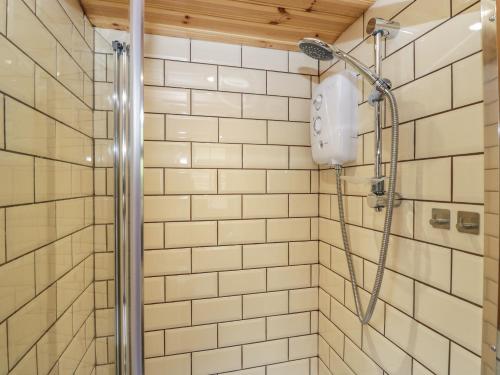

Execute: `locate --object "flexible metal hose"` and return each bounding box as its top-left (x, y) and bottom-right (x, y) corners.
top-left (334, 90), bottom-right (399, 324)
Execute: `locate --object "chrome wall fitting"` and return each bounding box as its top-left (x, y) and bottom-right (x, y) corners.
top-left (429, 208), bottom-right (451, 229)
top-left (366, 192), bottom-right (403, 210)
top-left (456, 211), bottom-right (480, 234)
top-left (366, 18), bottom-right (400, 38)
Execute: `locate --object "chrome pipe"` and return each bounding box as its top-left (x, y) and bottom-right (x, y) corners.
top-left (127, 0), bottom-right (145, 373)
top-left (372, 31), bottom-right (384, 199)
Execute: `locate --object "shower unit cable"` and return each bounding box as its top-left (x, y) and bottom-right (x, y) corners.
top-left (113, 0), bottom-right (145, 373)
top-left (298, 18), bottom-right (400, 324)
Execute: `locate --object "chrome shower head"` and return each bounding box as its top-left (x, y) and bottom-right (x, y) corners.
top-left (298, 38), bottom-right (334, 60)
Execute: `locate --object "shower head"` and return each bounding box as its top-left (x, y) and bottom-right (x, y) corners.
top-left (298, 38), bottom-right (334, 60)
top-left (298, 37), bottom-right (390, 93)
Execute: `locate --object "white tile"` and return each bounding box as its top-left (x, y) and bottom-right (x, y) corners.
top-left (452, 251), bottom-right (483, 305)
top-left (453, 52), bottom-right (483, 107)
top-left (267, 72), bottom-right (311, 98)
top-left (192, 90), bottom-right (241, 117)
top-left (191, 40), bottom-right (241, 66)
top-left (165, 60), bottom-right (217, 90)
top-left (289, 51), bottom-right (318, 75)
top-left (242, 46), bottom-right (288, 72)
top-left (219, 67), bottom-right (266, 94)
top-left (243, 94), bottom-right (287, 120)
top-left (144, 34), bottom-right (190, 60)
top-left (449, 342), bottom-right (481, 375)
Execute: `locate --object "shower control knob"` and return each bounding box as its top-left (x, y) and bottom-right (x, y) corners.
top-left (313, 117), bottom-right (322, 134)
top-left (313, 94), bottom-right (323, 110)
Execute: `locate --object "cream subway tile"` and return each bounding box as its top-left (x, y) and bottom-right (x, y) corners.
top-left (268, 265), bottom-right (311, 291)
top-left (192, 195), bottom-right (241, 220)
top-left (36, 0), bottom-right (72, 52)
top-left (55, 197), bottom-right (85, 237)
top-left (268, 121), bottom-right (310, 146)
top-left (191, 40), bottom-right (241, 66)
top-left (242, 339), bottom-right (288, 368)
top-left (289, 51), bottom-right (318, 75)
top-left (343, 337), bottom-right (382, 375)
top-left (0, 323), bottom-right (6, 374)
top-left (7, 285), bottom-right (56, 366)
top-left (219, 170), bottom-right (266, 194)
top-left (144, 301), bottom-right (191, 331)
top-left (144, 113), bottom-right (165, 140)
top-left (289, 287), bottom-right (318, 312)
top-left (414, 201), bottom-right (483, 254)
top-left (364, 122), bottom-right (415, 164)
top-left (164, 221), bottom-right (217, 248)
top-left (267, 358), bottom-right (310, 375)
top-left (144, 195), bottom-right (190, 222)
top-left (83, 75), bottom-right (93, 108)
top-left (365, 262), bottom-right (414, 315)
top-left (219, 268), bottom-right (266, 296)
top-left (95, 307), bottom-right (114, 336)
top-left (144, 168), bottom-right (164, 195)
top-left (0, 35), bottom-right (34, 105)
top-left (0, 150), bottom-right (33, 206)
top-left (0, 253), bottom-right (35, 322)
top-left (381, 44), bottom-right (414, 88)
top-left (144, 277), bottom-right (164, 304)
top-left (6, 202), bottom-right (57, 261)
top-left (290, 147), bottom-right (316, 169)
top-left (218, 219), bottom-right (266, 245)
top-left (192, 245), bottom-right (242, 272)
top-left (243, 291), bottom-right (288, 319)
top-left (289, 240), bottom-right (318, 266)
top-left (329, 297), bottom-right (361, 346)
top-left (144, 141), bottom-right (191, 167)
top-left (415, 4), bottom-right (481, 77)
top-left (70, 27), bottom-right (93, 77)
top-left (94, 139), bottom-right (113, 167)
top-left (144, 222), bottom-right (164, 250)
top-left (452, 250), bottom-right (483, 305)
top-left (0, 0), bottom-right (4, 34)
top-left (267, 312), bottom-right (310, 340)
top-left (267, 170), bottom-right (310, 193)
top-left (243, 144), bottom-right (288, 169)
top-left (453, 52), bottom-right (483, 107)
top-left (267, 218), bottom-right (310, 242)
top-left (192, 296), bottom-right (242, 325)
top-left (363, 325), bottom-right (412, 375)
top-left (219, 66), bottom-right (266, 94)
top-left (396, 158), bottom-right (451, 201)
top-left (166, 115), bottom-right (218, 142)
top-left (56, 45), bottom-right (84, 99)
top-left (243, 242), bottom-right (288, 269)
top-left (9, 346), bottom-right (37, 374)
top-left (144, 248), bottom-right (191, 276)
top-left (219, 318), bottom-right (266, 347)
top-left (289, 334), bottom-right (318, 360)
top-left (164, 324), bottom-right (217, 355)
top-left (362, 197), bottom-right (413, 238)
top-left (318, 241), bottom-right (330, 268)
top-left (289, 195), bottom-right (318, 218)
top-left (331, 195), bottom-right (363, 227)
top-left (267, 72), bottom-right (311, 98)
top-left (289, 98), bottom-right (309, 122)
top-left (242, 195), bottom-right (288, 219)
top-left (56, 262), bottom-right (87, 315)
top-left (317, 334), bottom-right (329, 366)
top-left (449, 342), bottom-right (481, 374)
top-left (165, 272), bottom-right (218, 302)
top-left (415, 282), bottom-right (482, 354)
top-left (0, 209), bottom-right (4, 264)
top-left (319, 265), bottom-right (344, 302)
top-left (192, 346), bottom-right (242, 375)
top-left (35, 237), bottom-right (72, 293)
top-left (144, 34), bottom-right (190, 60)
top-left (192, 143), bottom-right (242, 168)
top-left (144, 330), bottom-right (164, 358)
top-left (453, 154), bottom-right (484, 203)
top-left (386, 305), bottom-right (449, 374)
top-left (165, 60), bottom-right (217, 90)
top-left (8, 0), bottom-right (56, 75)
top-left (242, 46), bottom-right (288, 72)
top-left (145, 354), bottom-right (191, 374)
top-left (192, 90), bottom-right (241, 117)
top-left (394, 67), bottom-right (452, 123)
top-left (318, 312), bottom-right (344, 355)
top-left (94, 252), bottom-right (113, 281)
top-left (243, 94), bottom-right (288, 121)
top-left (0, 94), bottom-right (3, 148)
top-left (386, 0), bottom-right (450, 55)
top-left (165, 169), bottom-right (217, 194)
top-left (219, 118), bottom-right (267, 144)
top-left (143, 58), bottom-right (164, 86)
top-left (144, 86), bottom-right (190, 114)
top-left (415, 103), bottom-right (483, 158)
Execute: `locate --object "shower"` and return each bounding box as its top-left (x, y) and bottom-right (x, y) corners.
top-left (299, 18), bottom-right (401, 324)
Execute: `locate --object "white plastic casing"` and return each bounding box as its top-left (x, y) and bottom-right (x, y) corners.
top-left (310, 71), bottom-right (358, 166)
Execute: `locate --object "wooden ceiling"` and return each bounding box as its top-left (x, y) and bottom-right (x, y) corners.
top-left (81, 0), bottom-right (374, 51)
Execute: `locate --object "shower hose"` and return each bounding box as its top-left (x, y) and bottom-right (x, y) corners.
top-left (334, 90), bottom-right (399, 324)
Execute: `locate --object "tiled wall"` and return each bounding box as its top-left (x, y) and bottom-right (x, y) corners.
top-left (93, 30), bottom-right (321, 374)
top-left (0, 0), bottom-right (95, 374)
top-left (317, 0), bottom-right (484, 374)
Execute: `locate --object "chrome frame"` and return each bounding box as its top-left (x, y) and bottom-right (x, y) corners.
top-left (113, 0), bottom-right (144, 373)
top-left (481, 0), bottom-right (500, 373)
top-left (372, 31), bottom-right (384, 198)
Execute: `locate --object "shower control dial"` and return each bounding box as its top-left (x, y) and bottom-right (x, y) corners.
top-left (313, 117), bottom-right (322, 134)
top-left (313, 94), bottom-right (323, 110)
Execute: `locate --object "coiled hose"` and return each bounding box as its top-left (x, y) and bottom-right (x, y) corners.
top-left (334, 90), bottom-right (399, 324)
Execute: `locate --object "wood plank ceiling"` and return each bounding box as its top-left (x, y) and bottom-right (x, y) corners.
top-left (80, 0), bottom-right (374, 51)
